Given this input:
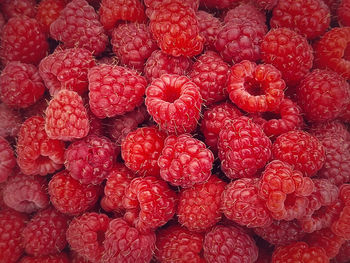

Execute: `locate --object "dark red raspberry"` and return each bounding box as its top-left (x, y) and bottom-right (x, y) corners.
top-left (144, 0), bottom-right (199, 18)
top-left (0, 0), bottom-right (36, 20)
top-left (145, 74), bottom-right (202, 134)
top-left (155, 224), bottom-right (205, 263)
top-left (0, 103), bottom-right (22, 138)
top-left (310, 120), bottom-right (350, 142)
top-left (203, 225), bottom-right (258, 263)
top-left (331, 184), bottom-right (350, 239)
top-left (66, 212), bottom-right (110, 262)
top-left (69, 251), bottom-right (91, 263)
top-left (23, 207), bottom-right (68, 257)
top-left (122, 176), bottom-right (177, 232)
top-left (261, 27), bottom-right (314, 86)
top-left (338, 0), bottom-right (350, 26)
top-left (196, 10), bottom-right (222, 50)
top-left (224, 2), bottom-right (266, 26)
top-left (218, 116), bottom-right (272, 179)
top-left (199, 0), bottom-right (238, 9)
top-left (252, 0), bottom-right (278, 10)
top-left (88, 64), bottom-right (147, 119)
top-left (177, 175), bottom-right (226, 232)
top-left (48, 170), bottom-right (100, 216)
top-left (36, 0), bottom-right (66, 34)
top-left (272, 130), bottom-right (325, 177)
top-left (19, 253), bottom-right (69, 263)
top-left (0, 136), bottom-right (15, 183)
top-left (334, 240), bottom-right (350, 263)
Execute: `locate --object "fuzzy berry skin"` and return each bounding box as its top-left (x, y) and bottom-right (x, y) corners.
top-left (48, 170), bottom-right (100, 216)
top-left (121, 127), bottom-right (166, 177)
top-left (144, 0), bottom-right (199, 18)
top-left (158, 134), bottom-right (214, 188)
top-left (0, 0), bottom-right (36, 20)
top-left (222, 178), bottom-right (273, 228)
top-left (203, 225), bottom-right (259, 263)
top-left (36, 0), bottom-right (66, 34)
top-left (335, 240), bottom-right (350, 263)
top-left (0, 16), bottom-right (48, 65)
top-left (23, 207), bottom-right (68, 257)
top-left (224, 3), bottom-right (266, 26)
top-left (196, 10), bottom-right (222, 50)
top-left (261, 27), bottom-right (313, 86)
top-left (218, 116), bottom-right (272, 179)
top-left (253, 0), bottom-right (278, 9)
top-left (331, 184), bottom-right (350, 239)
top-left (155, 225), bottom-right (205, 263)
top-left (338, 0), bottom-right (350, 26)
top-left (88, 64), bottom-right (147, 119)
top-left (145, 74), bottom-right (202, 134)
top-left (3, 173), bottom-right (49, 213)
top-left (0, 136), bottom-right (15, 183)
top-left (149, 0), bottom-right (203, 57)
top-left (122, 176), bottom-right (177, 232)
top-left (19, 253), bottom-right (69, 263)
top-left (0, 103), bottom-right (22, 138)
top-left (67, 212), bottom-right (110, 262)
top-left (310, 120), bottom-right (350, 142)
top-left (45, 90), bottom-right (90, 141)
top-left (0, 62), bottom-right (45, 109)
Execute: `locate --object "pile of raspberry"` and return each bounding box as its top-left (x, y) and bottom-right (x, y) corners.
top-left (1, 0), bottom-right (350, 262)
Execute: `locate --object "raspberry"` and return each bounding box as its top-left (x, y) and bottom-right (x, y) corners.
top-left (224, 3), bottom-right (266, 26)
top-left (66, 212), bottom-right (110, 262)
top-left (121, 126), bottom-right (166, 177)
top-left (203, 225), bottom-right (258, 263)
top-left (0, 136), bottom-right (15, 183)
top-left (228, 60), bottom-right (285, 113)
top-left (199, 0), bottom-right (238, 9)
top-left (272, 130), bottom-right (326, 177)
top-left (196, 10), bottom-right (222, 50)
top-left (122, 176), bottom-right (177, 232)
top-left (334, 240), bottom-right (350, 263)
top-left (222, 178), bottom-right (273, 228)
top-left (0, 62), bottom-right (45, 109)
top-left (45, 90), bottom-right (90, 141)
top-left (0, 209), bottom-right (27, 263)
top-left (23, 207), bottom-right (68, 257)
top-left (88, 64), bottom-right (147, 119)
top-left (158, 133), bottom-right (214, 188)
top-left (252, 0), bottom-right (278, 10)
top-left (70, 251), bottom-right (91, 263)
top-left (48, 170), bottom-right (100, 216)
top-left (331, 184), bottom-right (350, 239)
top-left (144, 0), bottom-right (200, 18)
top-left (0, 0), bottom-right (36, 20)
top-left (3, 173), bottom-right (49, 213)
top-left (36, 0), bottom-right (66, 34)
top-left (261, 27), bottom-right (314, 86)
top-left (0, 103), bottom-right (22, 138)
top-left (39, 47), bottom-right (96, 96)
top-left (270, 0), bottom-right (331, 40)
top-left (189, 51), bottom-right (229, 106)
top-left (0, 16), bottom-right (48, 65)
top-left (177, 175), bottom-right (226, 232)
top-left (338, 0), bottom-right (350, 26)
top-left (310, 120), bottom-right (350, 142)
top-left (19, 253), bottom-right (69, 263)
top-left (155, 225), bottom-right (205, 263)
top-left (149, 0), bottom-right (204, 57)
top-left (218, 116), bottom-right (272, 179)
top-left (145, 74), bottom-right (202, 134)
top-left (111, 22), bottom-right (158, 71)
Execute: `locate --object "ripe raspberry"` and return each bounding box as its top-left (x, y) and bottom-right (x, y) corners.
top-left (3, 173), bottom-right (49, 213)
top-left (0, 103), bottom-right (22, 138)
top-left (196, 10), bottom-right (222, 50)
top-left (144, 0), bottom-right (200, 18)
top-left (334, 240), bottom-right (350, 263)
top-left (0, 0), bottom-right (36, 20)
top-left (177, 175), bottom-right (226, 232)
top-left (67, 212), bottom-right (110, 262)
top-left (101, 218), bottom-right (156, 263)
top-left (149, 0), bottom-right (204, 57)
top-left (199, 0), bottom-right (238, 9)
top-left (310, 120), bottom-right (350, 142)
top-left (155, 225), bottom-right (205, 263)
top-left (36, 0), bottom-right (66, 34)
top-left (145, 74), bottom-right (202, 134)
top-left (224, 2), bottom-right (266, 26)
top-left (69, 251), bottom-right (91, 263)
top-left (0, 16), bottom-right (48, 65)
top-left (272, 131), bottom-right (325, 177)
top-left (45, 90), bottom-right (90, 141)
top-left (218, 116), bottom-right (272, 179)
top-left (48, 170), bottom-right (100, 216)
top-left (19, 253), bottom-right (69, 263)
top-left (261, 27), bottom-right (314, 86)
top-left (203, 225), bottom-right (258, 263)
top-left (88, 64), bottom-right (147, 119)
top-left (252, 0), bottom-right (278, 10)
top-left (331, 184), bottom-right (350, 239)
top-left (338, 0), bottom-right (350, 26)
top-left (122, 176), bottom-right (177, 232)
top-left (0, 136), bottom-right (15, 183)
top-left (39, 47), bottom-right (96, 96)
top-left (23, 207), bottom-right (68, 257)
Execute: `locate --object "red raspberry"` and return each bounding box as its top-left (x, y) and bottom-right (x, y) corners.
top-left (101, 218), bottom-right (156, 263)
top-left (0, 62), bottom-right (45, 109)
top-left (3, 173), bottom-right (49, 213)
top-left (331, 184), bottom-right (350, 239)
top-left (203, 225), bottom-right (258, 263)
top-left (224, 2), bottom-right (266, 26)
top-left (222, 178), bottom-right (273, 228)
top-left (335, 240), bottom-right (350, 263)
top-left (36, 0), bottom-right (66, 34)
top-left (143, 50), bottom-right (193, 83)
top-left (122, 176), bottom-right (177, 232)
top-left (70, 251), bottom-right (91, 263)
top-left (0, 136), bottom-right (15, 183)
top-left (252, 0), bottom-right (278, 10)
top-left (0, 0), bottom-right (36, 20)
top-left (155, 225), bottom-right (205, 263)
top-left (23, 207), bottom-right (68, 257)
top-left (0, 209), bottom-right (27, 263)
top-left (145, 74), bottom-right (202, 134)
top-left (48, 170), bottom-right (100, 216)
top-left (338, 0), bottom-right (350, 26)
top-left (149, 0), bottom-right (204, 57)
top-left (39, 47), bottom-right (96, 96)
top-left (310, 120), bottom-right (350, 142)
top-left (261, 27), bottom-right (314, 86)
top-left (218, 116), bottom-right (272, 179)
top-left (66, 212), bottom-right (110, 262)
top-left (45, 90), bottom-right (90, 141)
top-left (0, 16), bottom-right (48, 65)
top-left (19, 253), bottom-right (69, 263)
top-left (177, 175), bottom-right (226, 232)
top-left (88, 64), bottom-right (147, 119)
top-left (272, 130), bottom-right (325, 177)
top-left (271, 242), bottom-right (329, 263)
top-left (199, 0), bottom-right (238, 9)
top-left (189, 51), bottom-right (229, 106)
top-left (196, 10), bottom-right (222, 50)
top-left (144, 0), bottom-right (200, 18)
top-left (0, 103), bottom-right (22, 138)
top-left (158, 134), bottom-right (214, 188)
